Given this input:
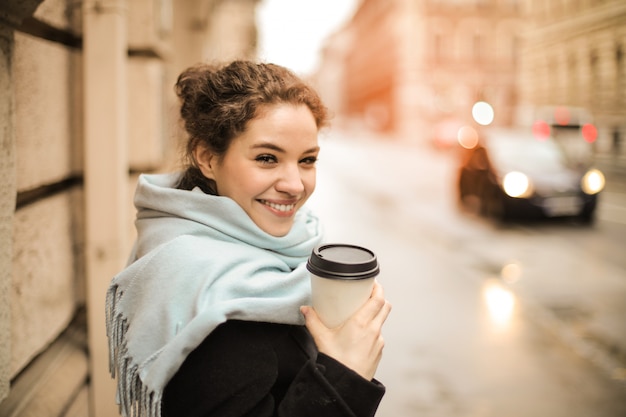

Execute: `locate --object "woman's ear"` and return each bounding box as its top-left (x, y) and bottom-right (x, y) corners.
top-left (193, 144), bottom-right (216, 180)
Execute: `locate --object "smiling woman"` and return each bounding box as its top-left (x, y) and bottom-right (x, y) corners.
top-left (193, 103), bottom-right (320, 237)
top-left (105, 60), bottom-right (392, 417)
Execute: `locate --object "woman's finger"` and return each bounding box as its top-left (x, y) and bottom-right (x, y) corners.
top-left (371, 298), bottom-right (392, 328)
top-left (300, 305), bottom-right (328, 333)
top-left (353, 281), bottom-right (387, 321)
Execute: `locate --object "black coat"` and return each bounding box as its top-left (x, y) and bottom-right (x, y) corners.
top-left (161, 320), bottom-right (385, 417)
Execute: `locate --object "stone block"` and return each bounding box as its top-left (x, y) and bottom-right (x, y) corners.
top-left (33, 0), bottom-right (73, 32)
top-left (13, 32), bottom-right (81, 192)
top-left (11, 191), bottom-right (80, 377)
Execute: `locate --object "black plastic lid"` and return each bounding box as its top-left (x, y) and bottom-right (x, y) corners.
top-left (306, 244), bottom-right (379, 280)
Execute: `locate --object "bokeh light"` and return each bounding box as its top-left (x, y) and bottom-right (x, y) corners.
top-left (581, 169), bottom-right (605, 195)
top-left (532, 119), bottom-right (551, 140)
top-left (472, 101), bottom-right (494, 126)
top-left (554, 106), bottom-right (571, 125)
top-left (502, 171), bottom-right (531, 198)
top-left (483, 279), bottom-right (516, 326)
top-left (457, 125), bottom-right (479, 149)
top-left (501, 261), bottom-right (522, 284)
top-left (582, 123), bottom-right (598, 143)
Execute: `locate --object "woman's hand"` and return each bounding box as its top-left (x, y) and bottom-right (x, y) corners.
top-left (301, 281), bottom-right (392, 381)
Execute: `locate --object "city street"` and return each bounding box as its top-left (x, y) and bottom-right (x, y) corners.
top-left (306, 128), bottom-right (626, 417)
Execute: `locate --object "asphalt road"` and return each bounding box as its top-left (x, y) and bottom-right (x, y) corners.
top-left (307, 130), bottom-right (626, 417)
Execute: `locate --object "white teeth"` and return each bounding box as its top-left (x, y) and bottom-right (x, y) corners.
top-left (262, 201), bottom-right (295, 212)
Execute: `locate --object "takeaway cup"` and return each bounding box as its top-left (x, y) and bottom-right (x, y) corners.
top-left (306, 244), bottom-right (380, 328)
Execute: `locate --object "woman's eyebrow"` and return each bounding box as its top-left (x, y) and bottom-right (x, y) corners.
top-left (252, 142), bottom-right (320, 154)
top-left (304, 146), bottom-right (321, 154)
top-left (252, 142), bottom-right (285, 152)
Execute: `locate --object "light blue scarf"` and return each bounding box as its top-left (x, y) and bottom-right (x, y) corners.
top-left (106, 172), bottom-right (323, 417)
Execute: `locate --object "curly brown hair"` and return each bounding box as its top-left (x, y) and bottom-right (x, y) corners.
top-left (174, 60), bottom-right (330, 194)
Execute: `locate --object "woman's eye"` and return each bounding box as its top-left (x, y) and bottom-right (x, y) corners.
top-left (300, 156), bottom-right (318, 165)
top-left (256, 154), bottom-right (277, 164)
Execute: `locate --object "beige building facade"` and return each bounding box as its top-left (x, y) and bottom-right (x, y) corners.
top-left (0, 0), bottom-right (259, 416)
top-left (322, 0), bottom-right (626, 174)
top-left (517, 0), bottom-right (626, 162)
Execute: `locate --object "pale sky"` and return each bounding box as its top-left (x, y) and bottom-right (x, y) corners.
top-left (256, 0), bottom-right (358, 75)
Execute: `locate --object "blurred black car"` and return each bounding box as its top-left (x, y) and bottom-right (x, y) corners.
top-left (457, 128), bottom-right (605, 222)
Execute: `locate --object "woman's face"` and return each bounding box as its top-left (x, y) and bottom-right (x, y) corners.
top-left (196, 104), bottom-right (320, 237)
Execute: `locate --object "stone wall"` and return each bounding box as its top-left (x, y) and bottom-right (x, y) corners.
top-left (0, 0), bottom-right (261, 414)
top-left (11, 3), bottom-right (84, 376)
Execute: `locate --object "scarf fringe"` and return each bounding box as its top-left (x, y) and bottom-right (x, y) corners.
top-left (106, 284), bottom-right (163, 417)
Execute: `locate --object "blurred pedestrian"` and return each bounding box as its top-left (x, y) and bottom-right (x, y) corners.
top-left (106, 60), bottom-right (392, 417)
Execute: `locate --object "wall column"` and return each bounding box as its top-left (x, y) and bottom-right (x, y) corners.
top-left (83, 0), bottom-right (128, 416)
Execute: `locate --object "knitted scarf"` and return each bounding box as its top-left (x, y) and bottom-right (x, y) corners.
top-left (105, 172), bottom-right (323, 417)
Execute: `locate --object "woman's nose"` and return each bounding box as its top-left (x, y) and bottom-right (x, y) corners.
top-left (276, 164), bottom-right (305, 194)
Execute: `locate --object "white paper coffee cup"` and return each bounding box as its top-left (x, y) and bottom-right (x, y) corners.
top-left (306, 244), bottom-right (380, 328)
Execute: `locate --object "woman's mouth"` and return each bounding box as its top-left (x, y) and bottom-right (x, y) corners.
top-left (259, 199), bottom-right (297, 214)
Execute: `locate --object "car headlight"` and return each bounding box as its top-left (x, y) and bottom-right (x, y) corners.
top-left (581, 169), bottom-right (605, 195)
top-left (503, 171), bottom-right (532, 198)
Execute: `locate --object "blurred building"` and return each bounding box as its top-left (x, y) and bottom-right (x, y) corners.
top-left (319, 0), bottom-right (626, 173)
top-left (318, 0), bottom-right (523, 146)
top-left (517, 0), bottom-right (626, 168)
top-left (0, 0), bottom-right (258, 416)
